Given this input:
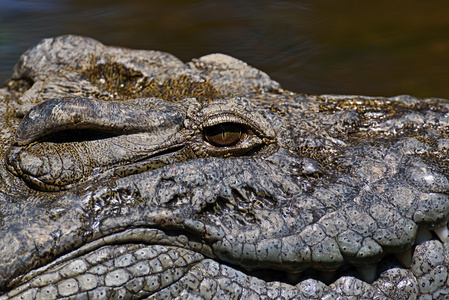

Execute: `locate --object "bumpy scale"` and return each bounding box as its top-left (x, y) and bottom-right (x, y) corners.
top-left (0, 35), bottom-right (449, 299)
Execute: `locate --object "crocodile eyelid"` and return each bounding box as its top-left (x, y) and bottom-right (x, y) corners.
top-left (201, 113), bottom-right (261, 131)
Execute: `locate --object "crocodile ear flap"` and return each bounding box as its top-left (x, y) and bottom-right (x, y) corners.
top-left (14, 97), bottom-right (184, 146)
top-left (9, 96), bottom-right (188, 192)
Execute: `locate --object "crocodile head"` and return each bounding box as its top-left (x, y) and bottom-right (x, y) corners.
top-left (0, 35), bottom-right (448, 299)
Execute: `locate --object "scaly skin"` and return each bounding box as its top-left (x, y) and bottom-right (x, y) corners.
top-left (0, 35), bottom-right (449, 299)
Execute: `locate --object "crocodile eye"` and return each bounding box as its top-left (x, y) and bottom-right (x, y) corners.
top-left (204, 123), bottom-right (243, 147)
top-left (193, 101), bottom-right (277, 157)
top-left (198, 119), bottom-right (269, 157)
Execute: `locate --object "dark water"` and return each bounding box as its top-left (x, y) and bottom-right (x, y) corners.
top-left (1, 0), bottom-right (449, 98)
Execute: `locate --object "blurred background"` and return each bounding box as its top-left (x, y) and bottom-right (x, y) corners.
top-left (1, 0), bottom-right (448, 98)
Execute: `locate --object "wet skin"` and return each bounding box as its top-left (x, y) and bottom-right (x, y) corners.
top-left (0, 35), bottom-right (449, 299)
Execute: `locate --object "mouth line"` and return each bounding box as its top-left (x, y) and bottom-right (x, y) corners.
top-left (6, 221), bottom-right (448, 295)
top-left (5, 228), bottom-right (181, 292)
top-left (220, 223), bottom-right (449, 286)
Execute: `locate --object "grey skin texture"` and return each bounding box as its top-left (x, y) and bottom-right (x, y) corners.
top-left (0, 35), bottom-right (449, 299)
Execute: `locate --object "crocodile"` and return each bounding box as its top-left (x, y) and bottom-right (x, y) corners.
top-left (0, 34), bottom-right (449, 299)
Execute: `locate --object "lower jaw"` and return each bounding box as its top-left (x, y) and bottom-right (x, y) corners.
top-left (3, 227), bottom-right (447, 299)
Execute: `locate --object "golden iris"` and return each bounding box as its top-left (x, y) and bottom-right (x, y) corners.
top-left (204, 123), bottom-right (243, 147)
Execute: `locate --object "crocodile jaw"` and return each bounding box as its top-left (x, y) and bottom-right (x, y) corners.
top-left (1, 34), bottom-right (449, 299)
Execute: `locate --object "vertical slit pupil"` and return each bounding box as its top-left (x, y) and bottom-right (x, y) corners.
top-left (204, 123), bottom-right (243, 147)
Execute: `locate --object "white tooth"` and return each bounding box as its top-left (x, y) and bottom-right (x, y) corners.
top-left (415, 227), bottom-right (433, 245)
top-left (320, 270), bottom-right (336, 284)
top-left (433, 225), bottom-right (449, 243)
top-left (357, 264), bottom-right (377, 283)
top-left (395, 248), bottom-right (413, 268)
top-left (286, 271), bottom-right (302, 283)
